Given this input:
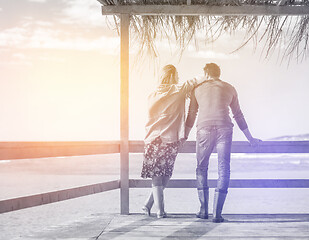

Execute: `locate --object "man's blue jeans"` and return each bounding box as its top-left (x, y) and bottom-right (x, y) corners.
top-left (196, 126), bottom-right (233, 193)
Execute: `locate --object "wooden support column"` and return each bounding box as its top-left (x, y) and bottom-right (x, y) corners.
top-left (120, 13), bottom-right (130, 215)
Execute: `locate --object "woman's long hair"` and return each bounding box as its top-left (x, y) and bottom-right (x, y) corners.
top-left (159, 64), bottom-right (178, 85)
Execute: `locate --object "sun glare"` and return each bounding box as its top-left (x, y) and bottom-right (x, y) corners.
top-left (1, 49), bottom-right (121, 141)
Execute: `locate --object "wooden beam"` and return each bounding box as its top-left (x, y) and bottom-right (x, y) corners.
top-left (1, 140), bottom-right (308, 160)
top-left (2, 178), bottom-right (308, 214)
top-left (0, 180), bottom-right (120, 214)
top-left (129, 179), bottom-right (309, 188)
top-left (101, 5), bottom-right (309, 16)
top-left (129, 141), bottom-right (309, 153)
top-left (120, 13), bottom-right (130, 215)
top-left (0, 141), bottom-right (120, 160)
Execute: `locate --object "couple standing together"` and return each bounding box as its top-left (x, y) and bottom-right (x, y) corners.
top-left (141, 63), bottom-right (261, 222)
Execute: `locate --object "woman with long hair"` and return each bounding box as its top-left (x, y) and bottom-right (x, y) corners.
top-left (141, 64), bottom-right (205, 218)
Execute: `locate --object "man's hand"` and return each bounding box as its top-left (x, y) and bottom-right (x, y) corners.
top-left (249, 138), bottom-right (262, 147)
top-left (243, 128), bottom-right (262, 147)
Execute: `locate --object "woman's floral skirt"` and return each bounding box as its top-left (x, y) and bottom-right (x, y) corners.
top-left (141, 137), bottom-right (180, 179)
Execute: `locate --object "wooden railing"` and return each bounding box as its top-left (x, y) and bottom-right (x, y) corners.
top-left (129, 141), bottom-right (309, 189)
top-left (0, 141), bottom-right (120, 160)
top-left (1, 141), bottom-right (309, 214)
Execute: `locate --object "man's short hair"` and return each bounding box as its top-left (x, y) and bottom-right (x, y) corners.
top-left (203, 63), bottom-right (221, 78)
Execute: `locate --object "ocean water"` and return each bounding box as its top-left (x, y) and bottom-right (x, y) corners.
top-left (130, 153), bottom-right (309, 179)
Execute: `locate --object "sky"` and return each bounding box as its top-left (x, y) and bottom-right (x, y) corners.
top-left (0, 0), bottom-right (309, 141)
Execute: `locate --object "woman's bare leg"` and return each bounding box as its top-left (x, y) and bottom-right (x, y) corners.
top-left (152, 176), bottom-right (166, 218)
top-left (143, 176), bottom-right (170, 213)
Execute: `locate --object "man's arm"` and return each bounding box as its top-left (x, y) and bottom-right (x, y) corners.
top-left (230, 88), bottom-right (262, 146)
top-left (184, 91), bottom-right (199, 139)
top-left (230, 90), bottom-right (248, 131)
top-left (242, 128), bottom-right (262, 146)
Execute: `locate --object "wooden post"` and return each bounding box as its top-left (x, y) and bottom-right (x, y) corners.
top-left (120, 13), bottom-right (130, 215)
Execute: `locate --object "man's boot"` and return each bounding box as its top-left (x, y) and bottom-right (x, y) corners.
top-left (196, 168), bottom-right (209, 219)
top-left (212, 190), bottom-right (227, 223)
top-left (196, 187), bottom-right (209, 219)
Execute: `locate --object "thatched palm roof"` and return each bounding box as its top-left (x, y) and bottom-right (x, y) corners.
top-left (98, 0), bottom-right (309, 62)
top-left (99, 0), bottom-right (309, 5)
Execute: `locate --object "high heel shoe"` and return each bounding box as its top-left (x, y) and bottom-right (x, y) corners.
top-left (156, 211), bottom-right (167, 218)
top-left (142, 206), bottom-right (151, 216)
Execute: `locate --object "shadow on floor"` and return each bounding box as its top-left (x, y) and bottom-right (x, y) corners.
top-left (161, 214), bottom-right (219, 240)
top-left (223, 213), bottom-right (309, 223)
top-left (98, 214), bottom-right (159, 239)
top-left (97, 213), bottom-right (309, 239)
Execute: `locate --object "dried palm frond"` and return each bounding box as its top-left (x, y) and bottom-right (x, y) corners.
top-left (103, 0), bottom-right (309, 63)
